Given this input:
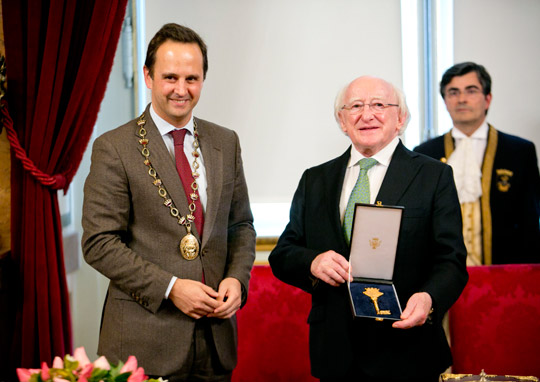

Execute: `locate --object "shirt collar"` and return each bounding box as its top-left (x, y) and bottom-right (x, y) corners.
top-left (452, 120), bottom-right (489, 140)
top-left (348, 136), bottom-right (400, 168)
top-left (150, 103), bottom-right (195, 137)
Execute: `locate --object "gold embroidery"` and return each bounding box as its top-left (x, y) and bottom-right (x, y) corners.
top-left (444, 132), bottom-right (454, 158)
top-left (481, 125), bottom-right (497, 265)
top-left (496, 168), bottom-right (513, 192)
top-left (461, 201), bottom-right (482, 266)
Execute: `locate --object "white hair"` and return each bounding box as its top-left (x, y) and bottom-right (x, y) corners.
top-left (333, 76), bottom-right (411, 134)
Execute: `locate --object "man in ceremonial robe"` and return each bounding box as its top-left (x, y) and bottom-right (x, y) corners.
top-left (415, 62), bottom-right (540, 265)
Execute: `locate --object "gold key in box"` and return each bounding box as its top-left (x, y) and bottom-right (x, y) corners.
top-left (363, 287), bottom-right (391, 315)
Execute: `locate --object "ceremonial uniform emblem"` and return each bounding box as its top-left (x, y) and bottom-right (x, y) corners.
top-left (496, 168), bottom-right (513, 192)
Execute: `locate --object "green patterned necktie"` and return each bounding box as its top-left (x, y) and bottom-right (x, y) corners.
top-left (343, 158), bottom-right (378, 244)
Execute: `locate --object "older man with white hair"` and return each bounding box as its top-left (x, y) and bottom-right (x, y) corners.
top-left (269, 76), bottom-right (468, 382)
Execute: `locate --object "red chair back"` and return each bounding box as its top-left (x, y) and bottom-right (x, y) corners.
top-left (449, 264), bottom-right (540, 376)
top-left (233, 265), bottom-right (317, 382)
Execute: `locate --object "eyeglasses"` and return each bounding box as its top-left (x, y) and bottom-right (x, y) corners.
top-left (341, 101), bottom-right (399, 114)
top-left (445, 88), bottom-right (483, 98)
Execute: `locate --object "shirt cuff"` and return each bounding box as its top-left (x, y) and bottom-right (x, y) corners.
top-left (165, 276), bottom-right (178, 298)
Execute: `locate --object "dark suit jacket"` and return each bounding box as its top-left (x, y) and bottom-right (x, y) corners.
top-left (414, 127), bottom-right (540, 264)
top-left (82, 105), bottom-right (256, 376)
top-left (269, 141), bottom-right (468, 379)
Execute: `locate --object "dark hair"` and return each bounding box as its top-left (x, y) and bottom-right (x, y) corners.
top-left (440, 61), bottom-right (491, 98)
top-left (144, 23), bottom-right (208, 79)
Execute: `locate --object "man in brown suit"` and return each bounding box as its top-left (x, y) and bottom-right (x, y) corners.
top-left (82, 24), bottom-right (255, 382)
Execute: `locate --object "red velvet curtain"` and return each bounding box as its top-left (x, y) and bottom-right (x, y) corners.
top-left (2, 0), bottom-right (128, 371)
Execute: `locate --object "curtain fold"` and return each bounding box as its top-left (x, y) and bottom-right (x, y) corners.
top-left (2, 0), bottom-right (128, 371)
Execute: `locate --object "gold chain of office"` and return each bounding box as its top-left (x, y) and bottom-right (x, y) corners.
top-left (136, 112), bottom-right (202, 260)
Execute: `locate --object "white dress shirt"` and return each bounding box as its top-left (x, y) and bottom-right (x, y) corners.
top-left (339, 136), bottom-right (400, 223)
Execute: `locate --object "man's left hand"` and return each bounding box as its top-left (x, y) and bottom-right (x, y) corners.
top-left (392, 292), bottom-right (432, 329)
top-left (207, 277), bottom-right (242, 319)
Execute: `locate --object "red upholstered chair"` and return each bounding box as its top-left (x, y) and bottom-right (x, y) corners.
top-left (233, 265), bottom-right (317, 382)
top-left (449, 264), bottom-right (540, 377)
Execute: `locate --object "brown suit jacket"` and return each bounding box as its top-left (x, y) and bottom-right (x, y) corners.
top-left (82, 105), bottom-right (256, 376)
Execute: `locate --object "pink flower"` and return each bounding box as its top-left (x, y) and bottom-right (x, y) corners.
top-left (73, 347), bottom-right (91, 368)
top-left (120, 356), bottom-right (147, 382)
top-left (127, 367), bottom-right (147, 382)
top-left (41, 362), bottom-right (51, 380)
top-left (17, 348), bottom-right (154, 382)
top-left (52, 356), bottom-right (64, 369)
top-left (79, 363), bottom-right (93, 378)
top-left (16, 368), bottom-right (41, 382)
top-left (120, 355), bottom-right (138, 374)
top-left (92, 355), bottom-right (110, 370)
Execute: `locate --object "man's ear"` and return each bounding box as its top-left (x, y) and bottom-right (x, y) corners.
top-left (484, 93), bottom-right (492, 112)
top-left (396, 110), bottom-right (407, 133)
top-left (338, 111), bottom-right (347, 134)
top-left (143, 66), bottom-right (152, 89)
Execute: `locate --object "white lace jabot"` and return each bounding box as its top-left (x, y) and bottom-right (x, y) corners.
top-left (447, 136), bottom-right (482, 203)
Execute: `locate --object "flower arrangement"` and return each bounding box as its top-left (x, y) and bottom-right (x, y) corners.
top-left (17, 347), bottom-right (165, 382)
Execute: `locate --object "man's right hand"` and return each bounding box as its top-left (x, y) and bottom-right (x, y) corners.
top-left (169, 279), bottom-right (221, 319)
top-left (310, 250), bottom-right (352, 287)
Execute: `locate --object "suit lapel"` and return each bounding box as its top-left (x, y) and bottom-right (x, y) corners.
top-left (136, 108), bottom-right (195, 235)
top-left (195, 118), bottom-right (221, 248)
top-left (376, 141), bottom-right (423, 205)
top-left (324, 148), bottom-right (351, 252)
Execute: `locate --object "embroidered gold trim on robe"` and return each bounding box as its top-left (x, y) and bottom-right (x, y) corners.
top-left (443, 125), bottom-right (498, 265)
top-left (480, 125), bottom-right (497, 265)
top-left (460, 201), bottom-right (482, 265)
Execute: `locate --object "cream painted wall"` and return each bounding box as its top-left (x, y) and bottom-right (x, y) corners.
top-left (145, 0), bottom-right (404, 204)
top-left (451, 0), bottom-right (540, 152)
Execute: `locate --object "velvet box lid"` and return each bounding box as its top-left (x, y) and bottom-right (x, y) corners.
top-left (347, 203), bottom-right (404, 321)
